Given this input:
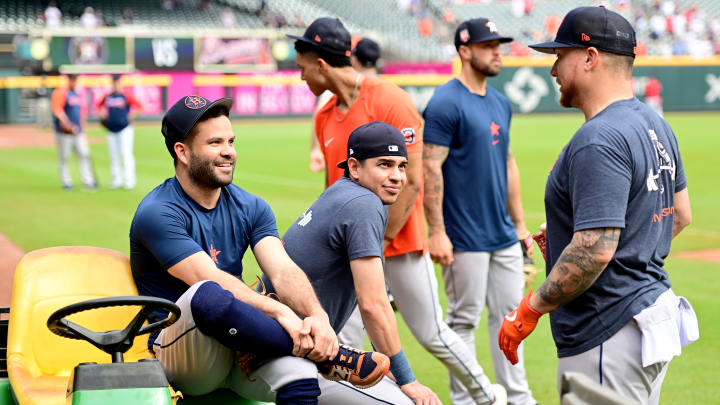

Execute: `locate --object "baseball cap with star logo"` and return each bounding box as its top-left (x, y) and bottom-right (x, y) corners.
top-left (288, 17), bottom-right (352, 57)
top-left (529, 6), bottom-right (637, 57)
top-left (454, 18), bottom-right (513, 50)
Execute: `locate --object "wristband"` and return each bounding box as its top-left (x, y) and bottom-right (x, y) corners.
top-left (389, 349), bottom-right (416, 386)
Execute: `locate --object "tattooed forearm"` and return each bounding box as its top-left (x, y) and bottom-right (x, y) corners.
top-left (423, 144), bottom-right (450, 232)
top-left (535, 227), bottom-right (620, 311)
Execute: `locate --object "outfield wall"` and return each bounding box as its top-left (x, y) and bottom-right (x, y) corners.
top-left (1, 61), bottom-right (719, 124)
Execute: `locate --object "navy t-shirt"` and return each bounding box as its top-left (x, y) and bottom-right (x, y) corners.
top-left (263, 177), bottom-right (388, 333)
top-left (423, 79), bottom-right (517, 251)
top-left (53, 89), bottom-right (82, 133)
top-left (102, 92), bottom-right (131, 132)
top-left (544, 98), bottom-right (685, 357)
top-left (130, 177), bottom-right (279, 305)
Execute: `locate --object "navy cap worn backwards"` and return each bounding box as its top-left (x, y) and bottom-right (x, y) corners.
top-left (529, 6), bottom-right (636, 57)
top-left (455, 18), bottom-right (513, 50)
top-left (338, 121), bottom-right (408, 169)
top-left (353, 38), bottom-right (381, 66)
top-left (288, 17), bottom-right (352, 57)
top-left (161, 95), bottom-right (233, 158)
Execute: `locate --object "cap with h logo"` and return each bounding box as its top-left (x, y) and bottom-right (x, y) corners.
top-left (337, 121), bottom-right (408, 169)
top-left (454, 18), bottom-right (513, 50)
top-left (529, 6), bottom-right (636, 57)
top-left (288, 17), bottom-right (352, 57)
top-left (161, 95), bottom-right (233, 158)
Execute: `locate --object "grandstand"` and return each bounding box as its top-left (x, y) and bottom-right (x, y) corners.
top-left (0, 0), bottom-right (718, 60)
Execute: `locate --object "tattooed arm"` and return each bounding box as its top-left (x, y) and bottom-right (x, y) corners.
top-left (423, 143), bottom-right (454, 266)
top-left (529, 227), bottom-right (621, 313)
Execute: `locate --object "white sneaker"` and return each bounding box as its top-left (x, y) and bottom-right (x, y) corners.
top-left (491, 383), bottom-right (507, 405)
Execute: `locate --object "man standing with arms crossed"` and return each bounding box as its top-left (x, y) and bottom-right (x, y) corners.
top-left (51, 73), bottom-right (97, 190)
top-left (498, 7), bottom-right (698, 405)
top-left (130, 95), bottom-right (389, 404)
top-left (422, 18), bottom-right (537, 405)
top-left (292, 17), bottom-right (507, 404)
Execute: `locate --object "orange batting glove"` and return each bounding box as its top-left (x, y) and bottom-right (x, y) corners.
top-left (498, 289), bottom-right (543, 365)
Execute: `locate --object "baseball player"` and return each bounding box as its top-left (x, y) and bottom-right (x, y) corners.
top-left (422, 18), bottom-right (537, 405)
top-left (498, 7), bottom-right (698, 405)
top-left (96, 74), bottom-right (142, 189)
top-left (129, 95), bottom-right (389, 404)
top-left (308, 37), bottom-right (381, 174)
top-left (264, 121), bottom-right (442, 405)
top-left (51, 74), bottom-right (97, 190)
top-left (291, 17), bottom-right (507, 405)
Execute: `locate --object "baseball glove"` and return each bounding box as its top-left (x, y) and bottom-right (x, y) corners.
top-left (59, 120), bottom-right (78, 134)
top-left (520, 234), bottom-right (540, 289)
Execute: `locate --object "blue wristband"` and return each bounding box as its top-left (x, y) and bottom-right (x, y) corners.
top-left (389, 349), bottom-right (416, 386)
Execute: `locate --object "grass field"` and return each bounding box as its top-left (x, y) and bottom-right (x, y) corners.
top-left (1, 112), bottom-right (718, 404)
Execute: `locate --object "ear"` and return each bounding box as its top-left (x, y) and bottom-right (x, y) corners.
top-left (174, 142), bottom-right (190, 166)
top-left (317, 57), bottom-right (330, 73)
top-left (458, 45), bottom-right (471, 61)
top-left (585, 47), bottom-right (600, 71)
top-left (347, 158), bottom-right (361, 181)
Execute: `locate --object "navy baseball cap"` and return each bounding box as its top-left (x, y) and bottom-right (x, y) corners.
top-left (529, 6), bottom-right (636, 57)
top-left (161, 95), bottom-right (233, 158)
top-left (455, 18), bottom-right (513, 50)
top-left (352, 38), bottom-right (380, 66)
top-left (288, 17), bottom-right (352, 57)
top-left (338, 121), bottom-right (408, 169)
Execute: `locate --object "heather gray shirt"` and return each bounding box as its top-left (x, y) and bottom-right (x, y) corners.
top-left (263, 177), bottom-right (388, 332)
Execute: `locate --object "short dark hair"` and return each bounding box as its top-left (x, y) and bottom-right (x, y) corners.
top-left (342, 158), bottom-right (366, 178)
top-left (603, 51), bottom-right (634, 78)
top-left (294, 41), bottom-right (351, 68)
top-left (172, 104), bottom-right (231, 166)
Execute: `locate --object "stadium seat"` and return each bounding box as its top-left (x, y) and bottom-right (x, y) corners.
top-left (6, 246), bottom-right (271, 405)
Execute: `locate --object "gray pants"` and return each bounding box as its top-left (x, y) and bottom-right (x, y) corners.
top-left (339, 252), bottom-right (497, 404)
top-left (56, 132), bottom-right (95, 187)
top-left (557, 288), bottom-right (698, 405)
top-left (156, 281), bottom-right (413, 404)
top-left (443, 245), bottom-right (535, 405)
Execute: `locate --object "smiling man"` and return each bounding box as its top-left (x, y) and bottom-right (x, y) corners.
top-left (129, 96), bottom-right (390, 405)
top-left (498, 7), bottom-right (697, 405)
top-left (264, 121), bottom-right (441, 405)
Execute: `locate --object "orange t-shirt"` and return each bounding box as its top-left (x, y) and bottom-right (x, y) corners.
top-left (315, 75), bottom-right (427, 257)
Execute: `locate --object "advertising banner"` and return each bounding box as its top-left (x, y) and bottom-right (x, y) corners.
top-left (135, 38), bottom-right (194, 71)
top-left (400, 65), bottom-right (720, 114)
top-left (197, 37), bottom-right (274, 72)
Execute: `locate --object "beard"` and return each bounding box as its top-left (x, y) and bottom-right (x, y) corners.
top-left (470, 56), bottom-right (501, 77)
top-left (188, 150), bottom-right (235, 188)
top-left (558, 80), bottom-right (576, 108)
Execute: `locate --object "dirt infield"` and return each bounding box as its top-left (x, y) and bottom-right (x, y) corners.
top-left (0, 124), bottom-right (105, 150)
top-left (674, 248), bottom-right (720, 263)
top-left (0, 233), bottom-right (23, 308)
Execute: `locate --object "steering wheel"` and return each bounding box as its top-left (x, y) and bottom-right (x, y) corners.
top-left (47, 296), bottom-right (181, 363)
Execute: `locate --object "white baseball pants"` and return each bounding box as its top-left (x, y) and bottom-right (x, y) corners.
top-left (443, 244), bottom-right (536, 405)
top-left (107, 125), bottom-right (135, 189)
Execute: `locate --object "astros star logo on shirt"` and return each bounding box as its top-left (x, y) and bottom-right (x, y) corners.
top-left (209, 244), bottom-right (222, 264)
top-left (490, 121), bottom-right (501, 145)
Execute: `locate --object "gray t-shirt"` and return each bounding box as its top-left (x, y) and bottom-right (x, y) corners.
top-left (263, 177), bottom-right (388, 332)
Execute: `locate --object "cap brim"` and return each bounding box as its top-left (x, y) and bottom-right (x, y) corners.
top-left (528, 41), bottom-right (581, 54)
top-left (469, 35), bottom-right (514, 45)
top-left (337, 160), bottom-right (348, 169)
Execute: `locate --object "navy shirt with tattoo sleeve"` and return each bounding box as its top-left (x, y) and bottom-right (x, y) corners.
top-left (544, 98), bottom-right (685, 357)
